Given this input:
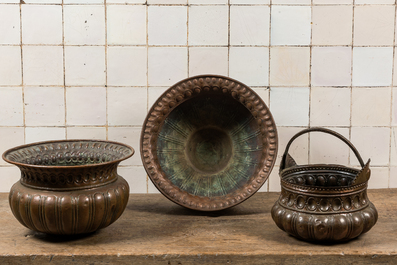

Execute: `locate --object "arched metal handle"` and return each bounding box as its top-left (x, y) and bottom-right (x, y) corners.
top-left (280, 127), bottom-right (365, 171)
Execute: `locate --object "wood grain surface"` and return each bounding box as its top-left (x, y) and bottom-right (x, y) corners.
top-left (0, 190), bottom-right (396, 264)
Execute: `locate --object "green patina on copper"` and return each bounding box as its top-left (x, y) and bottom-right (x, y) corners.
top-left (157, 94), bottom-right (263, 197)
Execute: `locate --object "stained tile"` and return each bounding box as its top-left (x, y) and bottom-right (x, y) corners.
top-left (229, 47), bottom-right (269, 86)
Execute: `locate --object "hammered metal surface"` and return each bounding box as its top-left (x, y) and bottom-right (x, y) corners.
top-left (3, 140), bottom-right (134, 190)
top-left (141, 75), bottom-right (278, 211)
top-left (271, 128), bottom-right (377, 242)
top-left (2, 140), bottom-right (134, 234)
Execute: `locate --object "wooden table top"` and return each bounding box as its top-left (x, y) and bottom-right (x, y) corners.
top-left (0, 189), bottom-right (396, 264)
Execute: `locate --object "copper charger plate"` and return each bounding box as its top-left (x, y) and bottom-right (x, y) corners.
top-left (140, 75), bottom-right (278, 211)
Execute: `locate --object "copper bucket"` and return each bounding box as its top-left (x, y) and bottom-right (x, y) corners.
top-left (271, 127), bottom-right (378, 242)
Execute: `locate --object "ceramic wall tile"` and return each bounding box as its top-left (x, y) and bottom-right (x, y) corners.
top-left (23, 46), bottom-right (63, 86)
top-left (229, 47), bottom-right (269, 86)
top-left (65, 0), bottom-right (104, 3)
top-left (65, 46), bottom-right (106, 86)
top-left (24, 87), bottom-right (65, 126)
top-left (270, 47), bottom-right (310, 86)
top-left (230, 0), bottom-right (269, 3)
top-left (273, 0), bottom-right (310, 3)
top-left (313, 0), bottom-right (352, 3)
top-left (64, 5), bottom-right (105, 45)
top-left (148, 0), bottom-right (186, 3)
top-left (0, 0), bottom-right (19, 3)
top-left (66, 87), bottom-right (106, 126)
top-left (271, 6), bottom-right (311, 46)
top-left (393, 50), bottom-right (397, 87)
top-left (259, 179), bottom-right (269, 193)
top-left (350, 127), bottom-right (390, 167)
top-left (66, 127), bottom-right (106, 140)
top-left (312, 6), bottom-right (352, 46)
top-left (25, 127), bottom-right (66, 144)
top-left (188, 6), bottom-right (228, 46)
top-left (0, 87), bottom-right (23, 126)
top-left (106, 0), bottom-right (145, 3)
top-left (148, 87), bottom-right (167, 108)
top-left (354, 5), bottom-right (394, 46)
top-left (390, 127), bottom-right (397, 166)
top-left (118, 166), bottom-right (147, 194)
top-left (22, 5), bottom-right (62, 45)
top-left (230, 5), bottom-right (269, 46)
top-left (189, 0), bottom-right (228, 4)
top-left (275, 126), bottom-right (309, 166)
top-left (108, 87), bottom-right (147, 126)
top-left (270, 87), bottom-right (310, 126)
top-left (355, 0), bottom-right (395, 6)
top-left (309, 127), bottom-right (350, 165)
top-left (148, 47), bottom-right (187, 86)
top-left (0, 167), bottom-right (21, 192)
top-left (368, 167), bottom-right (389, 189)
top-left (107, 5), bottom-right (146, 45)
top-left (393, 88), bottom-right (397, 126)
top-left (0, 127), bottom-right (24, 166)
top-left (310, 87), bottom-right (350, 127)
top-left (108, 127), bottom-right (142, 166)
top-left (148, 180), bottom-right (160, 194)
top-left (351, 87), bottom-right (391, 127)
top-left (0, 46), bottom-right (21, 86)
top-left (268, 165), bottom-right (281, 192)
top-left (188, 47), bottom-right (228, 77)
top-left (352, 47), bottom-right (393, 87)
top-left (252, 87), bottom-right (269, 105)
top-left (390, 167), bottom-right (397, 188)
top-left (311, 47), bottom-right (351, 87)
top-left (148, 6), bottom-right (187, 46)
top-left (107, 47), bottom-right (147, 86)
top-left (0, 5), bottom-right (20, 44)
top-left (24, 0), bottom-right (62, 3)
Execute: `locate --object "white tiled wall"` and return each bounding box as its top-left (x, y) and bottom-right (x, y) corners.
top-left (0, 0), bottom-right (395, 193)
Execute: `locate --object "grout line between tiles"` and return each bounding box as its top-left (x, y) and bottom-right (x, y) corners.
top-left (19, 0), bottom-right (26, 144)
top-left (187, 2), bottom-right (190, 77)
top-left (2, 2), bottom-right (396, 5)
top-left (104, 0), bottom-right (109, 142)
top-left (10, 3), bottom-right (397, 6)
top-left (307, 0), bottom-right (313, 166)
top-left (388, 2), bottom-right (397, 187)
top-left (62, 0), bottom-right (67, 139)
top-left (4, 43), bottom-right (397, 48)
top-left (348, 1), bottom-right (355, 167)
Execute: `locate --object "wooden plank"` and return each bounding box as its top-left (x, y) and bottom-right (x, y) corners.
top-left (0, 189), bottom-right (396, 264)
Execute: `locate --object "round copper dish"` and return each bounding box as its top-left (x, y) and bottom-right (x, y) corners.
top-left (141, 75), bottom-right (278, 211)
top-left (3, 140), bottom-right (134, 235)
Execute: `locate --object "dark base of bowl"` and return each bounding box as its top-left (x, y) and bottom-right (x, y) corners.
top-left (9, 176), bottom-right (129, 235)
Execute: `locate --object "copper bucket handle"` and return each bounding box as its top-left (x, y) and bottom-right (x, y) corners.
top-left (280, 127), bottom-right (365, 171)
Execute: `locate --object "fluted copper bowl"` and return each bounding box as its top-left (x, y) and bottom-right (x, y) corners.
top-left (3, 140), bottom-right (134, 235)
top-left (141, 75), bottom-right (278, 211)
